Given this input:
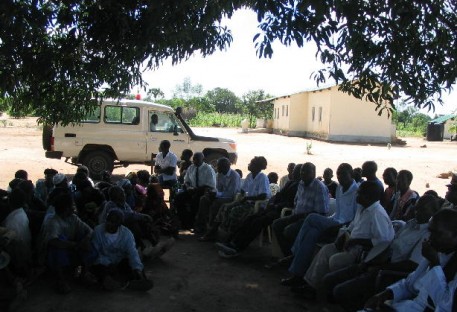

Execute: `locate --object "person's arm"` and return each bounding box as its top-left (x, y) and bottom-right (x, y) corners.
top-left (124, 228), bottom-right (144, 272)
top-left (364, 289), bottom-right (394, 310)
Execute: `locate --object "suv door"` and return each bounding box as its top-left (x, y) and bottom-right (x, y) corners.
top-left (146, 110), bottom-right (189, 159)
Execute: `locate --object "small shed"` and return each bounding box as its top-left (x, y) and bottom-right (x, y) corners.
top-left (428, 114), bottom-right (456, 141)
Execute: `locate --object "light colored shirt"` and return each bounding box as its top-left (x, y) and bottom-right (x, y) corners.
top-left (184, 163), bottom-right (216, 189)
top-left (348, 201), bottom-right (394, 246)
top-left (155, 151), bottom-right (178, 181)
top-left (390, 220), bottom-right (429, 263)
top-left (42, 214), bottom-right (92, 244)
top-left (91, 224), bottom-right (144, 271)
top-left (99, 201), bottom-right (141, 224)
top-left (279, 175), bottom-right (290, 190)
top-left (388, 252), bottom-right (457, 311)
top-left (242, 172), bottom-right (271, 199)
top-left (293, 179), bottom-right (329, 215)
top-left (216, 169), bottom-right (241, 199)
top-left (330, 180), bottom-right (359, 224)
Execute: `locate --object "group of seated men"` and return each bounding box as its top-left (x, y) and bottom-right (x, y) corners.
top-left (2, 144), bottom-right (457, 311)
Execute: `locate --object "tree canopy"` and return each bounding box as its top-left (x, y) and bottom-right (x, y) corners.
top-left (1, 0), bottom-right (455, 124)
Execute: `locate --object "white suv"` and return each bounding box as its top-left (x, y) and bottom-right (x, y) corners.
top-left (43, 99), bottom-right (237, 178)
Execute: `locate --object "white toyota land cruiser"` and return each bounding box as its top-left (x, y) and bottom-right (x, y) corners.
top-left (43, 99), bottom-right (237, 179)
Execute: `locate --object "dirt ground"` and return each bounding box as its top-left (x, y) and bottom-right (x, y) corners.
top-left (0, 117), bottom-right (455, 312)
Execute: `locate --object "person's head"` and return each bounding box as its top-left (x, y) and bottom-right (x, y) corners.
top-left (151, 114), bottom-right (158, 125)
top-left (105, 209), bottom-right (124, 234)
top-left (72, 171), bottom-right (89, 190)
top-left (14, 169), bottom-right (28, 180)
top-left (396, 170), bottom-right (413, 193)
top-left (8, 178), bottom-right (24, 192)
top-left (291, 164), bottom-right (303, 181)
top-left (287, 163), bottom-right (296, 175)
top-left (323, 168), bottom-right (333, 183)
top-left (361, 161), bottom-right (378, 179)
top-left (44, 168), bottom-right (58, 184)
top-left (423, 190), bottom-right (439, 198)
top-left (300, 162), bottom-right (316, 185)
top-left (382, 167), bottom-right (398, 187)
top-left (8, 188), bottom-right (26, 210)
top-left (109, 185), bottom-right (126, 205)
top-left (137, 170), bottom-right (150, 185)
top-left (235, 169), bottom-right (243, 178)
top-left (192, 152), bottom-right (204, 167)
top-left (53, 193), bottom-right (74, 218)
top-left (247, 156), bottom-right (268, 175)
top-left (415, 195), bottom-right (440, 224)
top-left (356, 181), bottom-right (382, 208)
top-left (428, 209), bottom-right (457, 254)
top-left (126, 171), bottom-right (138, 185)
top-left (181, 149), bottom-right (193, 161)
top-left (353, 167), bottom-right (363, 183)
top-left (77, 165), bottom-right (90, 176)
top-left (336, 163), bottom-right (353, 189)
top-left (53, 173), bottom-right (68, 187)
top-left (445, 173), bottom-right (457, 205)
top-left (159, 140), bottom-right (171, 153)
top-left (216, 157), bottom-right (231, 175)
top-left (267, 172), bottom-right (279, 184)
top-left (102, 170), bottom-right (112, 183)
top-left (17, 180), bottom-right (35, 201)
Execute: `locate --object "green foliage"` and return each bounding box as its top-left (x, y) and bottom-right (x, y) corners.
top-left (393, 105), bottom-right (431, 137)
top-left (205, 88), bottom-right (240, 113)
top-left (188, 112), bottom-right (244, 128)
top-left (240, 90), bottom-right (272, 127)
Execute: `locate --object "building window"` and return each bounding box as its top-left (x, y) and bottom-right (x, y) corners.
top-left (286, 105), bottom-right (288, 117)
top-left (312, 107), bottom-right (315, 121)
top-left (319, 107), bottom-right (323, 122)
top-left (282, 105), bottom-right (284, 116)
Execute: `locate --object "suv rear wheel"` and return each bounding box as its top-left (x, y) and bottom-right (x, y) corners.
top-left (82, 151), bottom-right (114, 179)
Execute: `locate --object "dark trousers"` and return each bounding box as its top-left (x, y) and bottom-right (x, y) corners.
top-left (90, 259), bottom-right (133, 282)
top-left (231, 209), bottom-right (280, 251)
top-left (174, 189), bottom-right (205, 229)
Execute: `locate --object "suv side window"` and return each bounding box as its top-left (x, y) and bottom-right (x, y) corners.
top-left (105, 106), bottom-right (140, 125)
top-left (149, 111), bottom-right (183, 133)
top-left (82, 106), bottom-right (101, 123)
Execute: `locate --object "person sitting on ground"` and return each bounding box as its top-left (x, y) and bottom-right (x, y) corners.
top-left (6, 178), bottom-right (24, 193)
top-left (154, 140), bottom-right (178, 189)
top-left (14, 170), bottom-right (28, 181)
top-left (364, 208), bottom-right (457, 311)
top-left (381, 167), bottom-right (398, 214)
top-left (44, 173), bottom-right (71, 226)
top-left (195, 157), bottom-right (241, 237)
top-left (90, 209), bottom-right (153, 291)
top-left (174, 152), bottom-right (216, 230)
top-left (279, 163), bottom-right (296, 190)
top-left (74, 180), bottom-right (106, 229)
top-left (214, 164), bottom-right (302, 257)
top-left (268, 172), bottom-right (280, 197)
top-left (35, 168), bottom-right (58, 204)
top-left (320, 168), bottom-right (338, 199)
top-left (235, 169), bottom-right (244, 186)
top-left (291, 181), bottom-right (394, 301)
top-left (1, 189), bottom-right (32, 277)
top-left (324, 194), bottom-right (440, 311)
top-left (178, 149), bottom-right (193, 184)
top-left (41, 193), bottom-right (93, 294)
top-left (361, 161), bottom-right (384, 193)
top-left (443, 173), bottom-right (457, 209)
top-left (211, 156), bottom-right (270, 239)
top-left (75, 165), bottom-right (94, 186)
top-left (134, 170), bottom-right (150, 211)
top-left (280, 163), bottom-right (358, 286)
top-left (272, 162), bottom-right (330, 257)
top-left (390, 170), bottom-right (419, 221)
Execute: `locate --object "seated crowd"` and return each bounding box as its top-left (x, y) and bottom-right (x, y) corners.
top-left (1, 139), bottom-right (457, 311)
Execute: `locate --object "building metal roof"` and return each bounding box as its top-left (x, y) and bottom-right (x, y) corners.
top-left (429, 114), bottom-right (456, 124)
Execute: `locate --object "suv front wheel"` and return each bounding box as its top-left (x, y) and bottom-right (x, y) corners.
top-left (82, 151), bottom-right (114, 179)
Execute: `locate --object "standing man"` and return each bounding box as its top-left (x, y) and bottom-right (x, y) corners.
top-left (174, 152), bottom-right (216, 230)
top-left (154, 140), bottom-right (178, 189)
top-left (195, 157), bottom-right (241, 236)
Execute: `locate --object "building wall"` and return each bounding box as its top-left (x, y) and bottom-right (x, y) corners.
top-left (289, 92), bottom-right (309, 132)
top-left (273, 97), bottom-right (292, 131)
top-left (306, 88), bottom-right (331, 138)
top-left (327, 87), bottom-right (392, 143)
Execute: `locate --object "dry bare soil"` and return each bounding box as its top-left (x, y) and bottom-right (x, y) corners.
top-left (0, 117), bottom-right (455, 312)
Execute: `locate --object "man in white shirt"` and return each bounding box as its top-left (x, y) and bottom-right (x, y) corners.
top-left (174, 152), bottom-right (216, 230)
top-left (364, 208), bottom-right (457, 311)
top-left (154, 140), bottom-right (178, 188)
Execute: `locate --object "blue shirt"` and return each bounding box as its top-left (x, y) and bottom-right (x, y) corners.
top-left (242, 172), bottom-right (271, 199)
top-left (216, 169), bottom-right (241, 199)
top-left (331, 180), bottom-right (359, 224)
top-left (294, 179), bottom-right (329, 215)
top-left (92, 224), bottom-right (144, 271)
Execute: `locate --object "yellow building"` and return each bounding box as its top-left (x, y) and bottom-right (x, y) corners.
top-left (269, 85), bottom-right (395, 143)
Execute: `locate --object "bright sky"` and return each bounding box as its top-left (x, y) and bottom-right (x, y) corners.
top-left (142, 9), bottom-right (456, 117)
